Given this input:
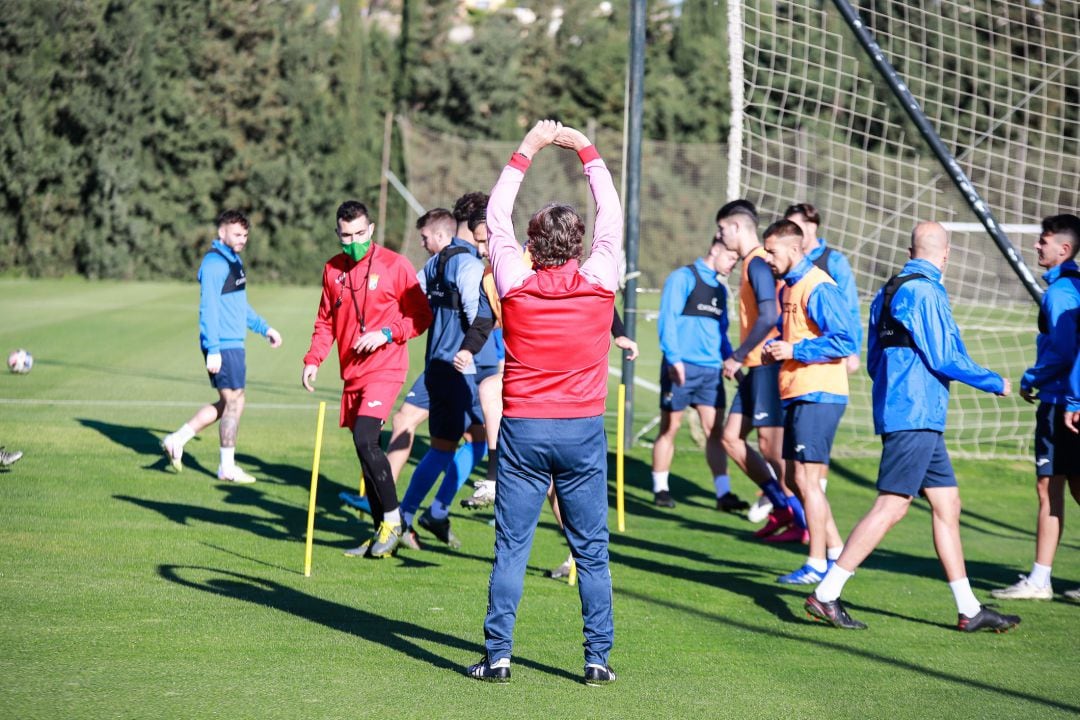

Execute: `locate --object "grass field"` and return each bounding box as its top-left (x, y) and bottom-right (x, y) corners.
top-left (1, 279), bottom-right (1078, 719)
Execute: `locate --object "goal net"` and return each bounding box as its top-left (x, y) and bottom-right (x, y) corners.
top-left (731, 0), bottom-right (1079, 459)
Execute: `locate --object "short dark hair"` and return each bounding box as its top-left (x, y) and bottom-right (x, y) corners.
top-left (762, 219), bottom-right (803, 241)
top-left (527, 203), bottom-right (584, 268)
top-left (416, 208), bottom-right (456, 234)
top-left (216, 209), bottom-right (249, 229)
top-left (467, 208), bottom-right (487, 233)
top-left (784, 202), bottom-right (821, 226)
top-left (715, 199), bottom-right (758, 225)
top-left (336, 201), bottom-right (370, 224)
top-left (1042, 214), bottom-right (1080, 258)
top-left (453, 192), bottom-right (489, 224)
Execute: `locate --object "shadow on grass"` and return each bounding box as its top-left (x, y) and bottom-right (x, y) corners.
top-left (828, 459), bottom-right (1042, 543)
top-left (615, 586), bottom-right (1080, 715)
top-left (114, 473), bottom-right (366, 550)
top-left (77, 418), bottom-right (215, 476)
top-left (158, 564), bottom-right (578, 683)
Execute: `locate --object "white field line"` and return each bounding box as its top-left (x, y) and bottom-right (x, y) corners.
top-left (608, 365), bottom-right (661, 394)
top-left (1, 367), bottom-right (658, 410)
top-left (0, 398), bottom-right (316, 409)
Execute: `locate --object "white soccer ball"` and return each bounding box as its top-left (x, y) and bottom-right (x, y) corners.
top-left (7, 349), bottom-right (33, 374)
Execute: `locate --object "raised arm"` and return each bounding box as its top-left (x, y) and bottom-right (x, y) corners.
top-left (489, 120), bottom-right (562, 296)
top-left (556, 126), bottom-right (623, 293)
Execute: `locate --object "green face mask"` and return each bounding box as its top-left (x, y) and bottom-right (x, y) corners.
top-left (341, 238), bottom-right (372, 262)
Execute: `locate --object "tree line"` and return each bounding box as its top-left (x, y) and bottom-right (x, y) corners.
top-left (1, 0), bottom-right (1071, 282)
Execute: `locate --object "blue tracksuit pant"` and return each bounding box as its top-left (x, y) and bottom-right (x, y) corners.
top-left (483, 415), bottom-right (613, 666)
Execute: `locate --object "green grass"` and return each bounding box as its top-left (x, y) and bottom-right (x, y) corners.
top-left (1, 279), bottom-right (1077, 719)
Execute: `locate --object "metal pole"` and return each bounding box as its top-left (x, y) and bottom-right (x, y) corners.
top-left (377, 112), bottom-right (393, 245)
top-left (621, 0), bottom-right (646, 449)
top-left (829, 0), bottom-right (1042, 302)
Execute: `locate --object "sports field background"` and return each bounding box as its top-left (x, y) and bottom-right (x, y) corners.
top-left (1, 279), bottom-right (1078, 719)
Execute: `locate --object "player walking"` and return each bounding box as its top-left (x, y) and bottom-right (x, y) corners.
top-left (161, 210), bottom-right (282, 483)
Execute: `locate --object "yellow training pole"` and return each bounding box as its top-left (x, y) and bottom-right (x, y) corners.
top-left (568, 559), bottom-right (577, 586)
top-left (616, 383), bottom-right (626, 532)
top-left (358, 473), bottom-right (365, 497)
top-left (303, 401), bottom-right (327, 578)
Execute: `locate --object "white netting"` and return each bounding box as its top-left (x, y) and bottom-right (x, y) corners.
top-left (735, 0), bottom-right (1080, 459)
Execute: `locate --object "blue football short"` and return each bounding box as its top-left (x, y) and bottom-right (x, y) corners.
top-left (782, 401), bottom-right (845, 463)
top-left (876, 430), bottom-right (957, 497)
top-left (205, 348), bottom-right (245, 390)
top-left (426, 359), bottom-right (483, 441)
top-left (476, 363), bottom-right (502, 386)
top-left (660, 360), bottom-right (725, 412)
top-left (1035, 402), bottom-right (1080, 476)
top-left (402, 372), bottom-right (429, 410)
top-left (729, 364), bottom-right (783, 427)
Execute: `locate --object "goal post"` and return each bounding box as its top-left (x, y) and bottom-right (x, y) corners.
top-left (729, 0), bottom-right (1080, 459)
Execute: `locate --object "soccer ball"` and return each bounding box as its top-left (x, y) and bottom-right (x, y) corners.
top-left (7, 349), bottom-right (33, 374)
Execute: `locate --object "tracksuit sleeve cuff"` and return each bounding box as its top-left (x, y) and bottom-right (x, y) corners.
top-left (509, 152), bottom-right (532, 172)
top-left (577, 145), bottom-right (600, 165)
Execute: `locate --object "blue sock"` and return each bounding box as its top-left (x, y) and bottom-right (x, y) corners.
top-left (761, 480), bottom-right (788, 509)
top-left (400, 448), bottom-right (454, 518)
top-left (788, 494), bottom-right (807, 529)
top-left (434, 442), bottom-right (486, 508)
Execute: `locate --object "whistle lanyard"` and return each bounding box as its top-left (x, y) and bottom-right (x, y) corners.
top-left (335, 250), bottom-right (375, 332)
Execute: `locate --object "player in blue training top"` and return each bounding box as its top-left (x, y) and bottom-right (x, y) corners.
top-left (992, 214), bottom-right (1080, 602)
top-left (806, 221), bottom-right (1019, 632)
top-left (161, 210), bottom-right (282, 483)
top-left (760, 220), bottom-right (856, 586)
top-left (784, 203), bottom-right (861, 507)
top-left (651, 233), bottom-right (745, 512)
top-left (397, 208), bottom-right (492, 550)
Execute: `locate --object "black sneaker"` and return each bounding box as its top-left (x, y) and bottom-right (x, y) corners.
top-left (654, 490), bottom-right (676, 508)
top-left (717, 492), bottom-right (750, 513)
top-left (584, 664), bottom-right (617, 686)
top-left (466, 657), bottom-right (510, 683)
top-left (957, 605), bottom-right (1020, 633)
top-left (805, 594), bottom-right (868, 630)
top-left (418, 508), bottom-right (462, 549)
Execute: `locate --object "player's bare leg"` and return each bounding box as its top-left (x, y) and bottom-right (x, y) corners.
top-left (651, 409), bottom-right (683, 507)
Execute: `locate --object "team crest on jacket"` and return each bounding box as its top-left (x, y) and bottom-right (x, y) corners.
top-left (368, 274), bottom-right (380, 291)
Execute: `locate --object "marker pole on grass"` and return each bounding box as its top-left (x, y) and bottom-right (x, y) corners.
top-left (304, 401), bottom-right (327, 577)
top-left (359, 474), bottom-right (365, 497)
top-left (616, 383), bottom-right (626, 532)
top-left (568, 560), bottom-right (577, 587)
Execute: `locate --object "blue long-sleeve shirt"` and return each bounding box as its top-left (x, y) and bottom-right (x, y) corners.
top-left (198, 240), bottom-right (269, 354)
top-left (777, 257), bottom-right (857, 404)
top-left (419, 237), bottom-right (487, 373)
top-left (658, 258), bottom-right (732, 368)
top-left (807, 238), bottom-right (862, 352)
top-left (1021, 259), bottom-right (1080, 405)
top-left (867, 258), bottom-right (1004, 434)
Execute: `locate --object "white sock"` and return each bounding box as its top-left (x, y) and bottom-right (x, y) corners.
top-left (949, 578), bottom-right (982, 618)
top-left (827, 545), bottom-right (844, 561)
top-left (713, 474), bottom-right (731, 498)
top-left (489, 657), bottom-right (510, 669)
top-left (814, 564), bottom-right (854, 602)
top-left (806, 556), bottom-right (828, 573)
top-left (219, 447), bottom-right (235, 471)
top-left (383, 508), bottom-right (401, 527)
top-left (174, 423), bottom-right (195, 445)
top-left (401, 511), bottom-right (414, 528)
top-left (652, 471), bottom-right (670, 493)
top-left (1029, 562), bottom-right (1052, 588)
top-left (430, 499), bottom-right (449, 520)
